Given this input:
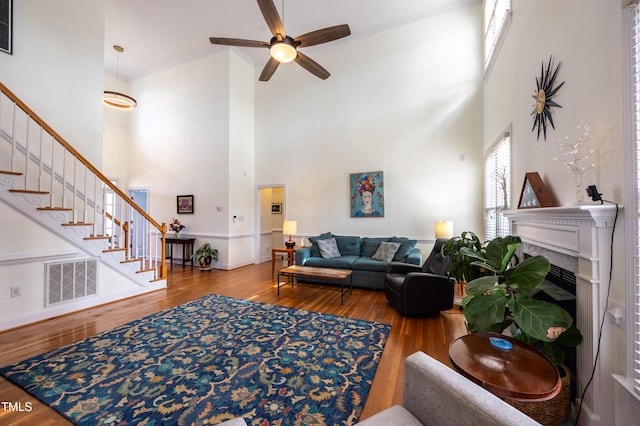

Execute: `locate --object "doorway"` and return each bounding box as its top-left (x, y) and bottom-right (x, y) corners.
top-left (255, 185), bottom-right (286, 264)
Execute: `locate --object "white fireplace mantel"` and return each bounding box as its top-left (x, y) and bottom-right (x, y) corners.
top-left (504, 204), bottom-right (620, 426)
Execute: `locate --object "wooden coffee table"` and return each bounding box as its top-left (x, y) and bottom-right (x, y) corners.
top-left (277, 265), bottom-right (353, 304)
top-left (448, 332), bottom-right (561, 402)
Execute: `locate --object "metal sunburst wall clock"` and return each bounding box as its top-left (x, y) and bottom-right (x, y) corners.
top-left (531, 55), bottom-right (565, 141)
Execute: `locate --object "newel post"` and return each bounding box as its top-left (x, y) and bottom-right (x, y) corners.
top-left (160, 223), bottom-right (167, 279)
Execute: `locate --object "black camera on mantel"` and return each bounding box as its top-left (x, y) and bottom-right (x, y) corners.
top-left (586, 185), bottom-right (602, 204)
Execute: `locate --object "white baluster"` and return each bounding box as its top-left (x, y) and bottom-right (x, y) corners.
top-left (11, 103), bottom-right (17, 172)
top-left (24, 117), bottom-right (30, 189)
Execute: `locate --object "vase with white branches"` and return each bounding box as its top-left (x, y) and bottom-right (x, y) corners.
top-left (550, 123), bottom-right (613, 204)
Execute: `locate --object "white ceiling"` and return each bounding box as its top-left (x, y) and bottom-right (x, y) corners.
top-left (104, 0), bottom-right (477, 80)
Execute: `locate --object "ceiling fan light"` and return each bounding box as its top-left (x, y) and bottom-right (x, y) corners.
top-left (270, 41), bottom-right (297, 63)
top-left (103, 91), bottom-right (137, 109)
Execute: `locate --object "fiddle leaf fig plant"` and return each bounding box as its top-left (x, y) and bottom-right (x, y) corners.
top-left (440, 231), bottom-right (488, 283)
top-left (461, 235), bottom-right (580, 361)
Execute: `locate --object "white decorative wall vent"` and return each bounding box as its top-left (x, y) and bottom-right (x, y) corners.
top-left (46, 258), bottom-right (98, 306)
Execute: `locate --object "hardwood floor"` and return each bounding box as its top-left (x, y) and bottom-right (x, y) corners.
top-left (0, 261), bottom-right (467, 425)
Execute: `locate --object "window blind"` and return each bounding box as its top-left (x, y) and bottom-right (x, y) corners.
top-left (630, 2), bottom-right (640, 394)
top-left (484, 131), bottom-right (511, 240)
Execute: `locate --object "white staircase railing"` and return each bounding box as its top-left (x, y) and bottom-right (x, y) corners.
top-left (0, 82), bottom-right (167, 281)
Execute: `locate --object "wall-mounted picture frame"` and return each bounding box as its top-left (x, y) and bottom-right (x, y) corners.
top-left (177, 195), bottom-right (194, 214)
top-left (517, 172), bottom-right (556, 209)
top-left (350, 171), bottom-right (384, 217)
top-left (0, 0), bottom-right (12, 55)
top-left (271, 203), bottom-right (282, 214)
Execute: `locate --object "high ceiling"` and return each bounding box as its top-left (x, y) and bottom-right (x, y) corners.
top-left (104, 0), bottom-right (477, 80)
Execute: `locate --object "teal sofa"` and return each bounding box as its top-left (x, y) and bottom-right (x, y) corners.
top-left (294, 233), bottom-right (422, 290)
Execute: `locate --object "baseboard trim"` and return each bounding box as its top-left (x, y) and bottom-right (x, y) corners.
top-left (0, 282), bottom-right (166, 332)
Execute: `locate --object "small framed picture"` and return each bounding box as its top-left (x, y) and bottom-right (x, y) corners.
top-left (271, 203), bottom-right (282, 214)
top-left (177, 195), bottom-right (194, 214)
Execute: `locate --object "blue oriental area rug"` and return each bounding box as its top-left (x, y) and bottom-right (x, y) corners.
top-left (0, 294), bottom-right (390, 425)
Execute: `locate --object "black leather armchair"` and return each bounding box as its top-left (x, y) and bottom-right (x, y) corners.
top-left (384, 238), bottom-right (455, 316)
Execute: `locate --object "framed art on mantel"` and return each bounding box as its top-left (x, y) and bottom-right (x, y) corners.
top-left (350, 171), bottom-right (384, 217)
top-left (517, 172), bottom-right (556, 209)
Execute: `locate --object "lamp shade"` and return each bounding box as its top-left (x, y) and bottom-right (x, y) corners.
top-left (435, 221), bottom-right (453, 239)
top-left (282, 220), bottom-right (297, 236)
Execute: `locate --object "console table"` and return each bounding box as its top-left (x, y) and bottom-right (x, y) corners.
top-left (164, 237), bottom-right (195, 268)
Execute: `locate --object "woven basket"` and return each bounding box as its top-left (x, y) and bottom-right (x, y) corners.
top-left (505, 364), bottom-right (571, 424)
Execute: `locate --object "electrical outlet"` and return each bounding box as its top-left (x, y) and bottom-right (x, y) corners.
top-left (10, 286), bottom-right (21, 298)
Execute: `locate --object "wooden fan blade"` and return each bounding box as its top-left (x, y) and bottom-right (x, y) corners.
top-left (295, 24), bottom-right (351, 48)
top-left (257, 0), bottom-right (285, 38)
top-left (294, 52), bottom-right (330, 80)
top-left (259, 57), bottom-right (280, 81)
top-left (209, 37), bottom-right (269, 48)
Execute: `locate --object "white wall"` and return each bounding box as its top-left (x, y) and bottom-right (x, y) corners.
top-left (122, 50), bottom-right (257, 269)
top-left (484, 1), bottom-right (626, 425)
top-left (254, 4), bottom-right (484, 242)
top-left (128, 50), bottom-right (231, 235)
top-left (0, 203), bottom-right (74, 319)
top-left (0, 0), bottom-right (105, 165)
top-left (117, 5), bottom-right (484, 267)
top-left (103, 74), bottom-right (131, 186)
top-left (0, 1), bottom-right (155, 329)
top-left (228, 51), bottom-right (256, 268)
top-left (485, 1), bottom-right (622, 205)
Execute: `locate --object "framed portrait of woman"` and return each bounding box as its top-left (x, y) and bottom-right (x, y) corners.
top-left (350, 171), bottom-right (384, 218)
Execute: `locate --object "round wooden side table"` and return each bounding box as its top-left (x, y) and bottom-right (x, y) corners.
top-left (448, 332), bottom-right (561, 402)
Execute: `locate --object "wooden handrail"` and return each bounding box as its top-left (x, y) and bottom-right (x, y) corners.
top-left (1, 81), bottom-right (167, 279)
top-left (0, 82), bottom-right (162, 232)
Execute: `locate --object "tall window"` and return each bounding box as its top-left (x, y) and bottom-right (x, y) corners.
top-left (103, 180), bottom-right (119, 239)
top-left (484, 128), bottom-right (511, 240)
top-left (484, 0), bottom-right (512, 74)
top-left (625, 2), bottom-right (640, 395)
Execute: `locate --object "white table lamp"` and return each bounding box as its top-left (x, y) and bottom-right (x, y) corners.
top-left (283, 220), bottom-right (297, 248)
top-left (435, 221), bottom-right (454, 239)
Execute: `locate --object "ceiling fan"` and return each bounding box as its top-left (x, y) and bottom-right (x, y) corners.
top-left (209, 0), bottom-right (351, 81)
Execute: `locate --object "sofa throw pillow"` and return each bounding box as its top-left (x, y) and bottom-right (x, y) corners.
top-left (391, 237), bottom-right (418, 260)
top-left (372, 241), bottom-right (401, 262)
top-left (309, 232), bottom-right (333, 257)
top-left (361, 237), bottom-right (392, 257)
top-left (333, 235), bottom-right (362, 256)
top-left (317, 237), bottom-right (341, 258)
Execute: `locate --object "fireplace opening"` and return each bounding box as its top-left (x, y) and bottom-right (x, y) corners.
top-left (524, 253), bottom-right (577, 395)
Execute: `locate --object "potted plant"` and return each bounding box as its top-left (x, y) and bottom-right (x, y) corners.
top-left (460, 235), bottom-right (573, 342)
top-left (462, 235), bottom-right (583, 424)
top-left (440, 231), bottom-right (488, 283)
top-left (191, 242), bottom-right (218, 271)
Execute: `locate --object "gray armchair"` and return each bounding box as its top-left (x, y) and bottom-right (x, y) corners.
top-left (384, 238), bottom-right (455, 315)
top-left (357, 352), bottom-right (540, 425)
